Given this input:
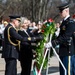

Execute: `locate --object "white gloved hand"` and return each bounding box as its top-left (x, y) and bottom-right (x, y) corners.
top-left (45, 42), bottom-right (52, 48)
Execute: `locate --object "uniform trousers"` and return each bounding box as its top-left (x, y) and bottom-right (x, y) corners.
top-left (60, 55), bottom-right (75, 75)
top-left (5, 58), bottom-right (17, 75)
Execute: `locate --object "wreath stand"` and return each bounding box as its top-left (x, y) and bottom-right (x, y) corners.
top-left (37, 34), bottom-right (67, 75)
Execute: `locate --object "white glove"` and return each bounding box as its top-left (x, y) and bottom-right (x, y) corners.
top-left (45, 42), bottom-right (52, 48)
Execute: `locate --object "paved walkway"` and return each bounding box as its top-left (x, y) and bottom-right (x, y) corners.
top-left (0, 53), bottom-right (59, 75)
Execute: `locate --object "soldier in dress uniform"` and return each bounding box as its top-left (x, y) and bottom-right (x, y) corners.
top-left (2, 16), bottom-right (39, 75)
top-left (45, 3), bottom-right (75, 75)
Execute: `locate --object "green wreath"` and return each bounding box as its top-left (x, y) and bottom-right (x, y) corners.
top-left (34, 19), bottom-right (56, 70)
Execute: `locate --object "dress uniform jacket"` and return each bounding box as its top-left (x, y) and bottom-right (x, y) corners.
top-left (2, 24), bottom-right (23, 58)
top-left (2, 24), bottom-right (30, 59)
top-left (52, 17), bottom-right (75, 56)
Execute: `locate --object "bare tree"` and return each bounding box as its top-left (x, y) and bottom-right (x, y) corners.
top-left (0, 0), bottom-right (75, 22)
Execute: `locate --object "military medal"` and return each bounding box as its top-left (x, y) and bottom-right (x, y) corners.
top-left (62, 26), bottom-right (66, 30)
top-left (28, 37), bottom-right (31, 41)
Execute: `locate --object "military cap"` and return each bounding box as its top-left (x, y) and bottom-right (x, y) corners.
top-left (9, 15), bottom-right (21, 21)
top-left (57, 3), bottom-right (69, 12)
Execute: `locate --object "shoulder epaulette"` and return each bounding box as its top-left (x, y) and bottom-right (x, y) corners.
top-left (70, 18), bottom-right (74, 22)
top-left (67, 18), bottom-right (75, 24)
top-left (69, 20), bottom-right (74, 23)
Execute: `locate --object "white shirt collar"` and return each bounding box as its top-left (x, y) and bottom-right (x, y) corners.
top-left (64, 15), bottom-right (70, 21)
top-left (21, 28), bottom-right (27, 32)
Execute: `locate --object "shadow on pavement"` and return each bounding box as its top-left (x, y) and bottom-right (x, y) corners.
top-left (41, 66), bottom-right (59, 75)
top-left (17, 74), bottom-right (20, 75)
top-left (47, 66), bottom-right (59, 73)
top-left (17, 66), bottom-right (59, 75)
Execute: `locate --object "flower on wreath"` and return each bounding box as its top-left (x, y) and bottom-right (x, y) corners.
top-left (72, 14), bottom-right (75, 19)
top-left (34, 18), bottom-right (56, 70)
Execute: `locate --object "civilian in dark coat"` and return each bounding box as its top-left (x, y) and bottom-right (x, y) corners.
top-left (18, 17), bottom-right (43, 75)
top-left (18, 17), bottom-right (32, 75)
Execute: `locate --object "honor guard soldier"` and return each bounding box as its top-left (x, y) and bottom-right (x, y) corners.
top-left (45, 3), bottom-right (75, 75)
top-left (2, 16), bottom-right (41, 75)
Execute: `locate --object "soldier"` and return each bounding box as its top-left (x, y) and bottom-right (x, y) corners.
top-left (2, 16), bottom-right (39, 75)
top-left (45, 3), bottom-right (75, 75)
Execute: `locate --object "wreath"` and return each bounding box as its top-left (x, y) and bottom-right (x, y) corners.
top-left (33, 18), bottom-right (56, 75)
